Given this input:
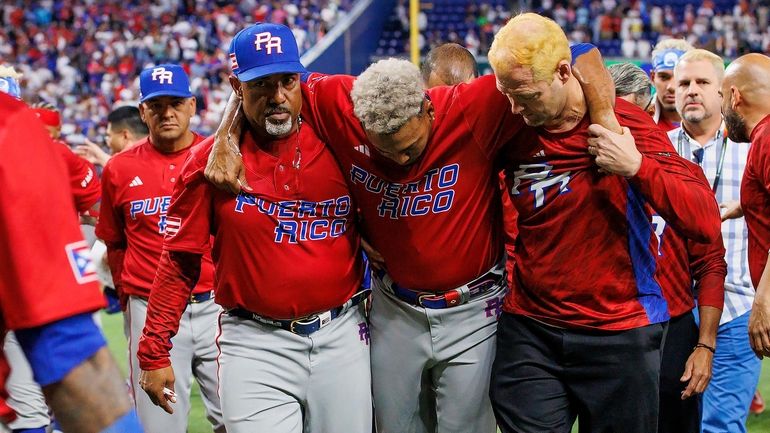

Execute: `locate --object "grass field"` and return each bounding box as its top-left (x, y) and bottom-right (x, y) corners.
top-left (101, 311), bottom-right (770, 433)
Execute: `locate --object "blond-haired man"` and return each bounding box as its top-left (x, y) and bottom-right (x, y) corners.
top-left (487, 14), bottom-right (722, 433)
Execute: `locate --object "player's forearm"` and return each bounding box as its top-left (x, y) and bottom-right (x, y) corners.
top-left (688, 237), bottom-right (727, 310)
top-left (631, 156), bottom-right (722, 244)
top-left (43, 347), bottom-right (134, 433)
top-left (753, 259), bottom-right (770, 310)
top-left (697, 306), bottom-right (721, 349)
top-left (105, 245), bottom-right (126, 293)
top-left (138, 249), bottom-right (202, 370)
top-left (572, 46), bottom-right (621, 134)
top-left (214, 92), bottom-right (244, 154)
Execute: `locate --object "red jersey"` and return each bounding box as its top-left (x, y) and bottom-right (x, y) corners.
top-left (96, 135), bottom-right (214, 298)
top-left (501, 98), bottom-right (722, 330)
top-left (500, 171), bottom-right (519, 288)
top-left (0, 94), bottom-right (104, 422)
top-left (741, 114), bottom-right (770, 288)
top-left (653, 213), bottom-right (726, 317)
top-left (302, 74), bottom-right (525, 291)
top-left (55, 142), bottom-right (101, 214)
top-left (158, 128), bottom-right (363, 318)
top-left (657, 116), bottom-right (680, 133)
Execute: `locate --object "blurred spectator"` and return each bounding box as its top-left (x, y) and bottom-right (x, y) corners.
top-left (75, 105), bottom-right (148, 167)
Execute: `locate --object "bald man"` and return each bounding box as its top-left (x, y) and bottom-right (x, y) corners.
top-left (722, 54), bottom-right (770, 365)
top-left (420, 43), bottom-right (478, 88)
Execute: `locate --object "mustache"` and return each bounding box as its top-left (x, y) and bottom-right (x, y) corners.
top-left (264, 106), bottom-right (291, 116)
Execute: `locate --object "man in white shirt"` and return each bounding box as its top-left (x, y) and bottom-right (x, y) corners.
top-left (669, 48), bottom-right (758, 433)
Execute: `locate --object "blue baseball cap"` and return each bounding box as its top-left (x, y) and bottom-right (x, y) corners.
top-left (139, 64), bottom-right (193, 102)
top-left (0, 76), bottom-right (21, 99)
top-left (229, 23), bottom-right (307, 82)
top-left (652, 49), bottom-right (687, 72)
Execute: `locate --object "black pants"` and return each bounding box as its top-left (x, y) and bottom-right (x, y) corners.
top-left (658, 312), bottom-right (701, 433)
top-left (490, 313), bottom-right (666, 433)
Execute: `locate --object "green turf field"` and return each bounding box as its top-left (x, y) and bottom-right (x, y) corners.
top-left (101, 311), bottom-right (770, 433)
top-left (101, 312), bottom-right (214, 433)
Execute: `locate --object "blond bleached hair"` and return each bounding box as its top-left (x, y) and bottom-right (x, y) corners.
top-left (351, 58), bottom-right (425, 135)
top-left (488, 13), bottom-right (571, 83)
top-left (676, 49), bottom-right (725, 82)
top-left (651, 38), bottom-right (694, 61)
top-left (0, 65), bottom-right (21, 79)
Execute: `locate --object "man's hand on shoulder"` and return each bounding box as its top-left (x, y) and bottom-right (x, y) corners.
top-left (205, 131), bottom-right (250, 194)
top-left (587, 125), bottom-right (642, 177)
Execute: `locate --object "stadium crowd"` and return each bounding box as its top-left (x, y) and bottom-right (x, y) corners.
top-left (0, 0), bottom-right (351, 138)
top-left (388, 0), bottom-right (770, 61)
top-left (536, 0), bottom-right (770, 59)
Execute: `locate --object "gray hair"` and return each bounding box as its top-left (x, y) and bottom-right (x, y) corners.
top-left (351, 58), bottom-right (425, 135)
top-left (608, 63), bottom-right (652, 105)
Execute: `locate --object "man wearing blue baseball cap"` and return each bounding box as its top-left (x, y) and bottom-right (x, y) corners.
top-left (136, 23), bottom-right (373, 433)
top-left (0, 65), bottom-right (22, 99)
top-left (650, 39), bottom-right (694, 132)
top-left (97, 63), bottom-right (226, 433)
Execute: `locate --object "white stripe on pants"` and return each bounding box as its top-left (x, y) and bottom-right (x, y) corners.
top-left (127, 295), bottom-right (224, 433)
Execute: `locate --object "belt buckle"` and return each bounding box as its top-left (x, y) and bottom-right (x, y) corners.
top-left (417, 293), bottom-right (436, 308)
top-left (189, 293), bottom-right (199, 304)
top-left (290, 315), bottom-right (319, 334)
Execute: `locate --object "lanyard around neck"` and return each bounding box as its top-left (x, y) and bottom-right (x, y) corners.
top-left (677, 129), bottom-right (727, 194)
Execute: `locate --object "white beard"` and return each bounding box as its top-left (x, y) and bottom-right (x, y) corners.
top-left (265, 116), bottom-right (293, 136)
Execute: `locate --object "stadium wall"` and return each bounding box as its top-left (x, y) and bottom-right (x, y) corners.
top-left (302, 0), bottom-right (396, 75)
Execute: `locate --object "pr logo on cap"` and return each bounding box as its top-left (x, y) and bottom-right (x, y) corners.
top-left (139, 63), bottom-right (193, 102)
top-left (254, 32), bottom-right (283, 54)
top-left (151, 67), bottom-right (175, 85)
top-left (229, 23), bottom-right (307, 82)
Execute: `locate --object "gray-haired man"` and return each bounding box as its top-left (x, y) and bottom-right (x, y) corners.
top-left (609, 62), bottom-right (654, 113)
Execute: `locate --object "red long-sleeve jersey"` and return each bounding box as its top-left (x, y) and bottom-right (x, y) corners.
top-left (653, 210), bottom-right (726, 317)
top-left (138, 130), bottom-right (364, 370)
top-left (502, 98), bottom-right (722, 330)
top-left (742, 115), bottom-right (770, 289)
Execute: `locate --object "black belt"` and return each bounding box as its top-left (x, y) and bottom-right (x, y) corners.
top-left (375, 263), bottom-right (505, 309)
top-left (133, 290), bottom-right (214, 304)
top-left (226, 289), bottom-right (370, 336)
top-left (189, 290), bottom-right (215, 304)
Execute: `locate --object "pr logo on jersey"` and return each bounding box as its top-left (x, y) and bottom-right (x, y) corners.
top-left (510, 162), bottom-right (571, 208)
top-left (165, 216), bottom-right (182, 237)
top-left (65, 240), bottom-right (98, 284)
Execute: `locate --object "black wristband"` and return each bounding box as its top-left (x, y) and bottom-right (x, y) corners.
top-left (694, 342), bottom-right (716, 354)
